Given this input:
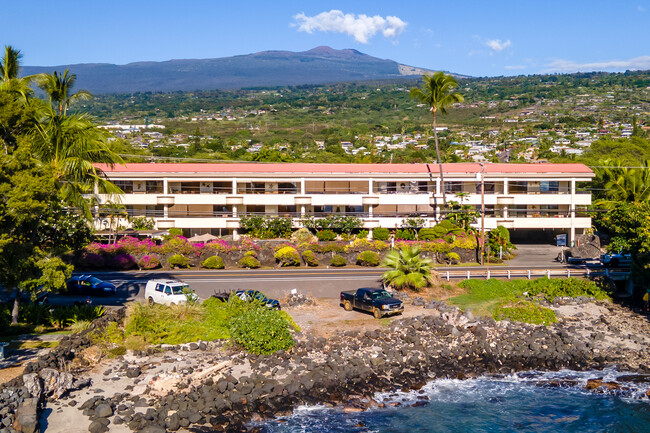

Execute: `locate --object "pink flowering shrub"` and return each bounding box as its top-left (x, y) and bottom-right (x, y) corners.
top-left (116, 236), bottom-right (157, 255)
top-left (160, 236), bottom-right (196, 256)
top-left (111, 254), bottom-right (138, 270)
top-left (79, 252), bottom-right (105, 269)
top-left (138, 255), bottom-right (161, 270)
top-left (205, 239), bottom-right (237, 254)
top-left (240, 238), bottom-right (261, 251)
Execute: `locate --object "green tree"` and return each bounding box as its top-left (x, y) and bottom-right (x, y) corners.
top-left (410, 72), bottom-right (464, 207)
top-left (31, 69), bottom-right (124, 217)
top-left (0, 145), bottom-right (75, 324)
top-left (592, 159), bottom-right (650, 207)
top-left (382, 246), bottom-right (435, 291)
top-left (0, 46), bottom-right (35, 99)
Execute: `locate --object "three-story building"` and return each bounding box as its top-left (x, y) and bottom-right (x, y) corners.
top-left (94, 162), bottom-right (594, 243)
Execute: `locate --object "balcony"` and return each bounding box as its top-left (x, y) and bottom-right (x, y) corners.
top-left (157, 196), bottom-right (175, 205)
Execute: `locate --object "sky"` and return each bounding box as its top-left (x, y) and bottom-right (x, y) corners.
top-left (3, 0), bottom-right (650, 77)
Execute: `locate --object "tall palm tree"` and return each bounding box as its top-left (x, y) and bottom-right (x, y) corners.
top-left (31, 70), bottom-right (123, 218)
top-left (593, 159), bottom-right (650, 207)
top-left (382, 246), bottom-right (435, 291)
top-left (0, 46), bottom-right (37, 100)
top-left (410, 72), bottom-right (464, 207)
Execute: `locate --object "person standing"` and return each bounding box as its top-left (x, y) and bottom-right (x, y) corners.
top-left (643, 288), bottom-right (649, 314)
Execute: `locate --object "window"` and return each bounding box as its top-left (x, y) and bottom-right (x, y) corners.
top-left (164, 286), bottom-right (172, 295)
top-left (155, 283), bottom-right (164, 293)
top-left (114, 180), bottom-right (133, 193)
top-left (445, 182), bottom-right (463, 193)
top-left (540, 181), bottom-right (559, 193)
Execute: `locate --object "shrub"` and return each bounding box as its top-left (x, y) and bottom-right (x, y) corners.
top-left (240, 238), bottom-right (261, 251)
top-left (419, 240), bottom-right (452, 253)
top-left (443, 234), bottom-right (457, 243)
top-left (345, 238), bottom-right (389, 253)
top-left (316, 229), bottom-right (337, 241)
top-left (418, 228), bottom-right (439, 241)
top-left (446, 252), bottom-right (461, 264)
top-left (167, 254), bottom-right (190, 269)
top-left (395, 229), bottom-right (415, 240)
top-left (201, 255), bottom-right (225, 269)
top-left (431, 220), bottom-right (464, 238)
top-left (79, 252), bottom-right (105, 268)
top-left (372, 227), bottom-right (390, 241)
top-left (206, 239), bottom-right (237, 253)
top-left (357, 250), bottom-right (381, 267)
top-left (229, 307), bottom-right (294, 355)
top-left (301, 250), bottom-right (319, 267)
top-left (310, 242), bottom-right (346, 254)
top-left (291, 227), bottom-right (317, 244)
top-left (138, 255), bottom-right (161, 270)
top-left (168, 228), bottom-right (183, 237)
top-left (493, 300), bottom-right (557, 326)
top-left (330, 255), bottom-right (347, 267)
top-left (238, 256), bottom-right (261, 269)
top-left (451, 235), bottom-right (478, 250)
top-left (357, 229), bottom-right (369, 239)
top-left (244, 250), bottom-right (258, 257)
top-left (111, 254), bottom-right (137, 270)
top-left (274, 246), bottom-right (301, 267)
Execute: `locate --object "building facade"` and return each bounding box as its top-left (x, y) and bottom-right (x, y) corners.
top-left (94, 162), bottom-right (594, 243)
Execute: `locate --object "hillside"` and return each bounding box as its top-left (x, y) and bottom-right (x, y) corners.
top-left (21, 46), bottom-right (438, 94)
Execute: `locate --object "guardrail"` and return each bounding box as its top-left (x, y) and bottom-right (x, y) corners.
top-left (439, 268), bottom-right (631, 281)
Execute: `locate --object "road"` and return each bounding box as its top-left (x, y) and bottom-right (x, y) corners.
top-left (50, 260), bottom-right (622, 307)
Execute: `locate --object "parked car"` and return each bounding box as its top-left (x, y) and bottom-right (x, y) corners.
top-left (600, 253), bottom-right (632, 268)
top-left (0, 289), bottom-right (49, 305)
top-left (144, 279), bottom-right (198, 305)
top-left (212, 290), bottom-right (281, 310)
top-left (340, 288), bottom-right (404, 319)
top-left (66, 275), bottom-right (116, 296)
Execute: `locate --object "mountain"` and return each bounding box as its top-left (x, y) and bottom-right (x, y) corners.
top-left (21, 46), bottom-right (439, 94)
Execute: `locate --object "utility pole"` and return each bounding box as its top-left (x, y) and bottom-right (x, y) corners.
top-left (479, 163), bottom-right (486, 265)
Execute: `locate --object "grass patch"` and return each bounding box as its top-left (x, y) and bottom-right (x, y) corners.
top-left (449, 277), bottom-right (610, 319)
top-left (92, 296), bottom-right (298, 355)
top-left (8, 340), bottom-right (60, 350)
top-left (493, 300), bottom-right (557, 326)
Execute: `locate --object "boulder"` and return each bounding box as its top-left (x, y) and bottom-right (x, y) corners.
top-left (13, 398), bottom-right (38, 433)
top-left (39, 368), bottom-right (74, 398)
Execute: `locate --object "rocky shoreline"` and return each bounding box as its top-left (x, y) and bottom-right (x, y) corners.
top-left (2, 299), bottom-right (650, 432)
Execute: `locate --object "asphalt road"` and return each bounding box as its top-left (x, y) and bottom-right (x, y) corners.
top-left (44, 243), bottom-right (611, 306)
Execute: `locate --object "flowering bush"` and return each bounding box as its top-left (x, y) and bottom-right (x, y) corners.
top-left (80, 252), bottom-right (105, 269)
top-left (345, 238), bottom-right (389, 253)
top-left (111, 254), bottom-right (138, 270)
top-left (316, 229), bottom-right (336, 241)
top-left (205, 239), bottom-right (237, 253)
top-left (160, 236), bottom-right (196, 256)
top-left (138, 255), bottom-right (161, 270)
top-left (240, 238), bottom-right (261, 251)
top-left (310, 241), bottom-right (346, 254)
top-left (116, 236), bottom-right (157, 255)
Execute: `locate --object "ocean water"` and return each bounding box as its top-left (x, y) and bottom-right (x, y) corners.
top-left (254, 369), bottom-right (650, 433)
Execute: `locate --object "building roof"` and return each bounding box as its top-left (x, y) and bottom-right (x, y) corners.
top-left (96, 162), bottom-right (593, 176)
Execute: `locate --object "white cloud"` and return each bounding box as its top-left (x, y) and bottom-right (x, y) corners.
top-left (505, 65), bottom-right (526, 70)
top-left (544, 56), bottom-right (650, 73)
top-left (485, 39), bottom-right (511, 52)
top-left (638, 5), bottom-right (646, 12)
top-left (293, 10), bottom-right (407, 44)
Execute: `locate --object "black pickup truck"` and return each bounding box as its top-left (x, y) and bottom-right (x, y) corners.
top-left (340, 288), bottom-right (404, 319)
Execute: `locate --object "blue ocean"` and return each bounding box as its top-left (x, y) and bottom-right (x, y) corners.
top-left (254, 369), bottom-right (650, 433)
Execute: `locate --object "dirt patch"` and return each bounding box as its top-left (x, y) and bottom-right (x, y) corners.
top-left (0, 365), bottom-right (25, 386)
top-left (284, 297), bottom-right (438, 339)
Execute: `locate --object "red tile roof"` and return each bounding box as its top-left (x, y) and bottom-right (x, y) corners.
top-left (95, 162), bottom-right (593, 175)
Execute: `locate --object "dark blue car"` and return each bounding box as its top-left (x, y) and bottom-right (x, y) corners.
top-left (66, 275), bottom-right (116, 296)
top-left (235, 290), bottom-right (281, 310)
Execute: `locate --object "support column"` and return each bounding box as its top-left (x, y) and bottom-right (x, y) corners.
top-left (570, 177), bottom-right (576, 246)
top-left (232, 205), bottom-right (238, 218)
top-left (300, 177), bottom-right (305, 195)
top-left (503, 177), bottom-right (509, 218)
top-left (300, 205), bottom-right (306, 217)
top-left (232, 178), bottom-right (237, 194)
top-left (368, 178), bottom-right (373, 194)
top-left (368, 228), bottom-right (373, 240)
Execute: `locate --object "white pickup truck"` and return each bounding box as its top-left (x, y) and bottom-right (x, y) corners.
top-left (144, 279), bottom-right (197, 305)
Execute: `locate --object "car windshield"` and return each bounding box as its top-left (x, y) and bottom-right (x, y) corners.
top-left (87, 277), bottom-right (102, 285)
top-left (171, 284), bottom-right (190, 295)
top-left (370, 290), bottom-right (391, 299)
top-left (252, 292), bottom-right (267, 301)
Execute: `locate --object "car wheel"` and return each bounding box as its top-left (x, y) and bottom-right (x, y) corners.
top-left (148, 297), bottom-right (154, 306)
top-left (373, 308), bottom-right (382, 319)
top-left (343, 300), bottom-right (352, 311)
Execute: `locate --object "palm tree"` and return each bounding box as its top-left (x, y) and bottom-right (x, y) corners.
top-left (36, 69), bottom-right (92, 116)
top-left (31, 69), bottom-right (123, 218)
top-left (382, 246), bottom-right (435, 291)
top-left (0, 45), bottom-right (35, 98)
top-left (410, 72), bottom-right (464, 207)
top-left (593, 159), bottom-right (650, 207)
